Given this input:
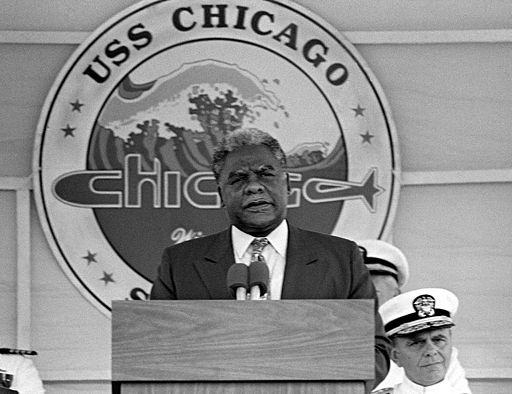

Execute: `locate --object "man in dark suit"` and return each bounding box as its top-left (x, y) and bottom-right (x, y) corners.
top-left (150, 128), bottom-right (390, 388)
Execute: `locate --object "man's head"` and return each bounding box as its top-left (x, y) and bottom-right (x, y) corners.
top-left (380, 288), bottom-right (459, 387)
top-left (357, 239), bottom-right (409, 306)
top-left (212, 129), bottom-right (290, 236)
top-left (390, 327), bottom-right (453, 387)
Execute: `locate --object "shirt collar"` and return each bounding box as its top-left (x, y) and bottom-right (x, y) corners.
top-left (402, 374), bottom-right (454, 393)
top-left (231, 220), bottom-right (288, 259)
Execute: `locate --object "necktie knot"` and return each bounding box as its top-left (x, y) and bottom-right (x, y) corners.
top-left (251, 237), bottom-right (269, 262)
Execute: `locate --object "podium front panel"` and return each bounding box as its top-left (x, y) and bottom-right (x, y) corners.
top-left (112, 300), bottom-right (374, 382)
top-left (118, 381), bottom-right (364, 394)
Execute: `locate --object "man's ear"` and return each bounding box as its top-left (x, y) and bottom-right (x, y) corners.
top-left (390, 347), bottom-right (402, 367)
top-left (218, 186), bottom-right (225, 207)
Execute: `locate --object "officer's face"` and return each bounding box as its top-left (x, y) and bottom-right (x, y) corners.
top-left (217, 145), bottom-right (289, 237)
top-left (391, 328), bottom-right (452, 387)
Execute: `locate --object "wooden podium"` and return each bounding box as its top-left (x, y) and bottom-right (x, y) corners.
top-left (112, 299), bottom-right (374, 393)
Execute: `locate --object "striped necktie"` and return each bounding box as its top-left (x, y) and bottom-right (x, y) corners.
top-left (250, 237), bottom-right (269, 263)
top-left (250, 238), bottom-right (270, 299)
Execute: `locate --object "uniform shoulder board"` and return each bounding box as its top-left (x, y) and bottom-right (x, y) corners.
top-left (372, 388), bottom-right (394, 394)
top-left (0, 348), bottom-right (38, 356)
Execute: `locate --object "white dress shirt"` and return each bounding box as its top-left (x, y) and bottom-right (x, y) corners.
top-left (231, 220), bottom-right (288, 300)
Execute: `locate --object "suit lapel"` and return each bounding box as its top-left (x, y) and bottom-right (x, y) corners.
top-left (191, 226), bottom-right (330, 299)
top-left (281, 226), bottom-right (327, 299)
top-left (193, 230), bottom-right (235, 299)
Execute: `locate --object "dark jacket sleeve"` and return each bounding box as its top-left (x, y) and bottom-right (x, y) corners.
top-left (150, 247), bottom-right (177, 299)
top-left (347, 241), bottom-right (390, 390)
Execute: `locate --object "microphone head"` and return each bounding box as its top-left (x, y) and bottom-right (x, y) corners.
top-left (226, 263), bottom-right (249, 298)
top-left (249, 261), bottom-right (269, 295)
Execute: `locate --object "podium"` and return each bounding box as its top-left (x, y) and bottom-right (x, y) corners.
top-left (112, 299), bottom-right (374, 393)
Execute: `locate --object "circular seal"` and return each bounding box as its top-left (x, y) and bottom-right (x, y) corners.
top-left (33, 0), bottom-right (400, 315)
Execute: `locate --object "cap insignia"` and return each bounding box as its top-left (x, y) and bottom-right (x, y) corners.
top-left (413, 294), bottom-right (436, 318)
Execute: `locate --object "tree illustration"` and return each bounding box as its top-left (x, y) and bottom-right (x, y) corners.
top-left (189, 89), bottom-right (250, 145)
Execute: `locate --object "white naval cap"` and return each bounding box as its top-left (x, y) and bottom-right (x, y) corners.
top-left (357, 239), bottom-right (409, 289)
top-left (379, 287), bottom-right (459, 337)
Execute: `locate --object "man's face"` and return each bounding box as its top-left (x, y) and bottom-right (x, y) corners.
top-left (391, 327), bottom-right (453, 387)
top-left (217, 145), bottom-right (289, 236)
top-left (371, 274), bottom-right (400, 306)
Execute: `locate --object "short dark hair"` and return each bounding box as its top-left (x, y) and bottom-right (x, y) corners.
top-left (211, 128), bottom-right (287, 182)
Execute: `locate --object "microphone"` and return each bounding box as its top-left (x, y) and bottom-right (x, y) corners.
top-left (249, 261), bottom-right (269, 300)
top-left (226, 263), bottom-right (249, 300)
top-left (0, 348), bottom-right (38, 356)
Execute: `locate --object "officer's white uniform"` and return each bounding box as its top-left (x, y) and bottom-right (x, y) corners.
top-left (357, 241), bottom-right (472, 394)
top-left (374, 347), bottom-right (471, 393)
top-left (0, 353), bottom-right (45, 393)
top-left (374, 374), bottom-right (458, 393)
top-left (374, 288), bottom-right (470, 394)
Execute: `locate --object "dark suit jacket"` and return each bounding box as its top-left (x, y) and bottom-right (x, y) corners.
top-left (150, 224), bottom-right (390, 387)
